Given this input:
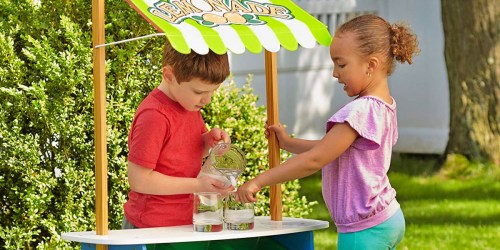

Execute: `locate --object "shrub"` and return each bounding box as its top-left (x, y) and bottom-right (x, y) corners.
top-left (0, 1), bottom-right (160, 248)
top-left (203, 76), bottom-right (317, 218)
top-left (1, 3), bottom-right (97, 249)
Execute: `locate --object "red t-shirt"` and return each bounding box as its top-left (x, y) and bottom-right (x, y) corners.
top-left (124, 88), bottom-right (207, 228)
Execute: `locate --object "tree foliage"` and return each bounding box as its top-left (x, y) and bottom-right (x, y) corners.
top-left (0, 0), bottom-right (315, 248)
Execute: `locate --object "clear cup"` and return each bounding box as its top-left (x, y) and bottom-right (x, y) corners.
top-left (193, 192), bottom-right (223, 232)
top-left (224, 193), bottom-right (254, 230)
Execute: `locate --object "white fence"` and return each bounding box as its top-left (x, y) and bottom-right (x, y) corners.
top-left (228, 0), bottom-right (449, 154)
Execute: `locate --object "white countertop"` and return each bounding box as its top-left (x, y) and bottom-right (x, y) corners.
top-left (62, 216), bottom-right (329, 245)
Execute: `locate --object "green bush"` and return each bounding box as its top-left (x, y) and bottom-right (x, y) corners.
top-left (0, 1), bottom-right (160, 248)
top-left (0, 1), bottom-right (316, 249)
top-left (203, 76), bottom-right (317, 218)
top-left (1, 3), bottom-right (97, 249)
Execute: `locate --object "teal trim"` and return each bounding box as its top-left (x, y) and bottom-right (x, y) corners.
top-left (146, 237), bottom-right (287, 250)
top-left (272, 231), bottom-right (315, 250)
top-left (147, 241), bottom-right (210, 250)
top-left (78, 231), bottom-right (315, 250)
top-left (82, 243), bottom-right (147, 250)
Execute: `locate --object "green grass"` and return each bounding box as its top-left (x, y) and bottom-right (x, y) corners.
top-left (299, 154), bottom-right (500, 250)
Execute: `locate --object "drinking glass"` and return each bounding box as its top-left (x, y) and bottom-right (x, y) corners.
top-left (224, 192), bottom-right (254, 230)
top-left (193, 192), bottom-right (223, 232)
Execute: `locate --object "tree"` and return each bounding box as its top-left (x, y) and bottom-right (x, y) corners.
top-left (441, 0), bottom-right (499, 165)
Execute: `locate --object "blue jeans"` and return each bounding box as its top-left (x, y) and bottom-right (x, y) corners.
top-left (338, 209), bottom-right (405, 250)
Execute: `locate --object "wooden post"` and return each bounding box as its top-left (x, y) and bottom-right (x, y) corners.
top-left (264, 50), bottom-right (282, 221)
top-left (92, 0), bottom-right (108, 249)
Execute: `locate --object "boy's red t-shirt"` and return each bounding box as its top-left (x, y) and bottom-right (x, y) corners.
top-left (124, 88), bottom-right (207, 228)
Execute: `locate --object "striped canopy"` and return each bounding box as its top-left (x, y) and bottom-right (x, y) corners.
top-left (125, 0), bottom-right (332, 54)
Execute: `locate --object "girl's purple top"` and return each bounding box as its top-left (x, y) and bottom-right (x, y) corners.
top-left (322, 96), bottom-right (400, 233)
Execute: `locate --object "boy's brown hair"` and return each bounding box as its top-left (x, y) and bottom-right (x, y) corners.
top-left (162, 41), bottom-right (230, 84)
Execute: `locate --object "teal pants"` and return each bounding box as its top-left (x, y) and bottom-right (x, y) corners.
top-left (338, 209), bottom-right (405, 250)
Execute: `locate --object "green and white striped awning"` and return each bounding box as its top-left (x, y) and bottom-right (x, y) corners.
top-left (125, 0), bottom-right (332, 54)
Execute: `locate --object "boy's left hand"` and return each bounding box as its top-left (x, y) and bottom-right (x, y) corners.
top-left (197, 175), bottom-right (234, 196)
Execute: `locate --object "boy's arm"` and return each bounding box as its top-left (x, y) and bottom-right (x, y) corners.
top-left (127, 161), bottom-right (231, 195)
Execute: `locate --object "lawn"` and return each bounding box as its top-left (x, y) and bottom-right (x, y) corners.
top-left (299, 154), bottom-right (500, 250)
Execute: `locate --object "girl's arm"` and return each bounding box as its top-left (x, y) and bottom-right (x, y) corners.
top-left (267, 123), bottom-right (320, 154)
top-left (237, 122), bottom-right (358, 202)
top-left (278, 137), bottom-right (320, 154)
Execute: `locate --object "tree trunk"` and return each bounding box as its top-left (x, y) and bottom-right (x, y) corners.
top-left (441, 0), bottom-right (500, 164)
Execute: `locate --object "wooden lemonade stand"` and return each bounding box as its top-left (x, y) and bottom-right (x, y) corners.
top-left (62, 0), bottom-right (331, 249)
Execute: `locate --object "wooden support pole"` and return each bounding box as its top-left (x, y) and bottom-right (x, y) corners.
top-left (265, 50), bottom-right (282, 221)
top-left (92, 0), bottom-right (108, 249)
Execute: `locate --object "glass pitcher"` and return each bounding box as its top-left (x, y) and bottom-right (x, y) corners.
top-left (198, 143), bottom-right (246, 188)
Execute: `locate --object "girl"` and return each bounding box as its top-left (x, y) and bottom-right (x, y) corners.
top-left (235, 14), bottom-right (419, 249)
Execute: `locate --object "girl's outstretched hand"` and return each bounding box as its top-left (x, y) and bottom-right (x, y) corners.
top-left (234, 179), bottom-right (261, 203)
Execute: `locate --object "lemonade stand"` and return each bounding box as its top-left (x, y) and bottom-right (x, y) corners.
top-left (62, 0), bottom-right (331, 249)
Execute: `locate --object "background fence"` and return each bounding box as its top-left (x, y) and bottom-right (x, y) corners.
top-left (228, 0), bottom-right (449, 154)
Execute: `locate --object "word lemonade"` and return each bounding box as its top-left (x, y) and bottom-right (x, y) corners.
top-left (148, 0), bottom-right (294, 26)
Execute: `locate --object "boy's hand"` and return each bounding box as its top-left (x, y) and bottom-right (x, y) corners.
top-left (197, 175), bottom-right (234, 196)
top-left (234, 179), bottom-right (261, 203)
top-left (204, 128), bottom-right (231, 148)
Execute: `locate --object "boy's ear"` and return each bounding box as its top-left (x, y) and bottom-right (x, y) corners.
top-left (162, 66), bottom-right (176, 84)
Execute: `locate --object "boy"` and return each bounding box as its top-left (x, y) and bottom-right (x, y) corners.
top-left (122, 41), bottom-right (234, 229)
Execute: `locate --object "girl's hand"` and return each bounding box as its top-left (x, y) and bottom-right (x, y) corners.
top-left (234, 179), bottom-right (261, 203)
top-left (265, 122), bottom-right (289, 148)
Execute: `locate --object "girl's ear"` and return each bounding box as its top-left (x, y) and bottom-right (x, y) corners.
top-left (162, 66), bottom-right (177, 84)
top-left (367, 56), bottom-right (380, 74)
